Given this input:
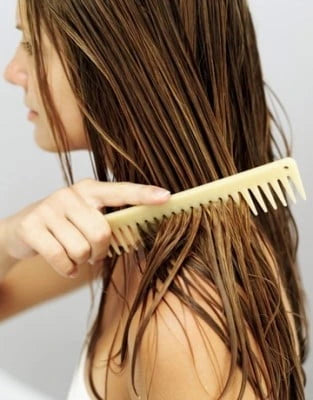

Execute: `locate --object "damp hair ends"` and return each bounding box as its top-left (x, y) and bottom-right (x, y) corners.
top-left (24, 1), bottom-right (308, 399)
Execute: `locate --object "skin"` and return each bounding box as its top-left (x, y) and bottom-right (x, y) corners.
top-left (2, 3), bottom-right (301, 400)
top-left (2, 1), bottom-right (171, 291)
top-left (1, 0), bottom-right (162, 323)
top-left (3, 0), bottom-right (90, 153)
top-left (4, 3), bottom-right (274, 400)
top-left (2, 0), bottom-right (165, 290)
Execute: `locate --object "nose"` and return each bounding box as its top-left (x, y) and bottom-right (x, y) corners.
top-left (3, 49), bottom-right (28, 89)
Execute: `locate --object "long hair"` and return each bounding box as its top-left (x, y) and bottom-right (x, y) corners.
top-left (23, 0), bottom-right (309, 398)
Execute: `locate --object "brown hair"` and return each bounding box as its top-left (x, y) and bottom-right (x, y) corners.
top-left (23, 0), bottom-right (309, 398)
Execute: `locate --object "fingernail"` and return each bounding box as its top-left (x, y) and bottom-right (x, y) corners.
top-left (152, 188), bottom-right (171, 198)
top-left (88, 259), bottom-right (104, 265)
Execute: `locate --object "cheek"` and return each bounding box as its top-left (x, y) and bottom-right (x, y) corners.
top-left (57, 92), bottom-right (85, 147)
top-left (48, 67), bottom-right (87, 149)
top-left (33, 52), bottom-right (87, 150)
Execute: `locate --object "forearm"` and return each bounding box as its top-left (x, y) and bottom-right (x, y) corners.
top-left (0, 220), bottom-right (19, 282)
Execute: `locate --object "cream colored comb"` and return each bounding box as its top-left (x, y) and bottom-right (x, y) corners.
top-left (103, 157), bottom-right (306, 258)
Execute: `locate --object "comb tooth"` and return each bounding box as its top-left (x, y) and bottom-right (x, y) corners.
top-left (249, 186), bottom-right (268, 213)
top-left (288, 169), bottom-right (306, 200)
top-left (279, 176), bottom-right (297, 204)
top-left (240, 188), bottom-right (258, 215)
top-left (107, 225), bottom-right (140, 258)
top-left (103, 158), bottom-right (305, 251)
top-left (269, 180), bottom-right (287, 207)
top-left (259, 183), bottom-right (278, 210)
top-left (110, 235), bottom-right (122, 256)
top-left (114, 228), bottom-right (130, 253)
top-left (121, 225), bottom-right (139, 251)
top-left (229, 191), bottom-right (241, 205)
top-left (133, 224), bottom-right (146, 248)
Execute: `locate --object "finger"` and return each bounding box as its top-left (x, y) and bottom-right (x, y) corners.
top-left (44, 213), bottom-right (92, 266)
top-left (73, 180), bottom-right (171, 209)
top-left (18, 220), bottom-right (77, 278)
top-left (61, 192), bottom-right (112, 262)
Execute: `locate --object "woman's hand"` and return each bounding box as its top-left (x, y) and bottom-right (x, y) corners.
top-left (1, 179), bottom-right (170, 278)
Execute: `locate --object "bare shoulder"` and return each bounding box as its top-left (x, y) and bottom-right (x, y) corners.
top-left (127, 272), bottom-right (265, 400)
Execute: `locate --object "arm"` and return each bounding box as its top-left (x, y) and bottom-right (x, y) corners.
top-left (0, 254), bottom-right (102, 323)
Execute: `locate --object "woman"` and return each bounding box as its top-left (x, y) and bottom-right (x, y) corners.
top-left (1, 0), bottom-right (308, 399)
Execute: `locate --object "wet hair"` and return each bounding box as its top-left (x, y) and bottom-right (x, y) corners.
top-left (23, 0), bottom-right (308, 398)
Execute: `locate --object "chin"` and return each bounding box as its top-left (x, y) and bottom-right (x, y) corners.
top-left (34, 129), bottom-right (70, 153)
top-left (33, 123), bottom-right (90, 152)
top-left (33, 132), bottom-right (58, 152)
top-left (36, 142), bottom-right (58, 153)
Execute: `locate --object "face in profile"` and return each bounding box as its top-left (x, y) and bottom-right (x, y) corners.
top-left (3, 0), bottom-right (90, 152)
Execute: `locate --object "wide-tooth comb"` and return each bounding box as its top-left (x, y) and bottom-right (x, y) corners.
top-left (103, 157), bottom-right (306, 258)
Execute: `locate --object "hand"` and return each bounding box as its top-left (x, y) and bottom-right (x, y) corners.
top-left (1, 179), bottom-right (171, 278)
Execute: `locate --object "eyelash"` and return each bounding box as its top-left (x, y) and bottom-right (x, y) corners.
top-left (20, 41), bottom-right (33, 55)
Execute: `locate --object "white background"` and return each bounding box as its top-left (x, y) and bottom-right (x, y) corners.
top-left (0, 1), bottom-right (312, 398)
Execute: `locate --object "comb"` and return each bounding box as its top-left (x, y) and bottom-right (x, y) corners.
top-left (103, 157), bottom-right (306, 258)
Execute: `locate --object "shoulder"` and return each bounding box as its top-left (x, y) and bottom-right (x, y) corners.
top-left (126, 274), bottom-right (260, 400)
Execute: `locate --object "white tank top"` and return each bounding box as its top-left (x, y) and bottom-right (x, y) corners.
top-left (66, 343), bottom-right (90, 400)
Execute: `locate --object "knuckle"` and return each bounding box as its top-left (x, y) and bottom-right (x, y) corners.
top-left (36, 202), bottom-right (54, 217)
top-left (19, 215), bottom-right (36, 234)
top-left (93, 228), bottom-right (111, 244)
top-left (16, 224), bottom-right (27, 240)
top-left (71, 246), bottom-right (91, 263)
top-left (19, 218), bottom-right (30, 232)
top-left (78, 178), bottom-right (94, 185)
top-left (48, 248), bottom-right (66, 265)
top-left (50, 188), bottom-right (69, 203)
top-left (73, 178), bottom-right (94, 192)
top-left (91, 251), bottom-right (109, 264)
